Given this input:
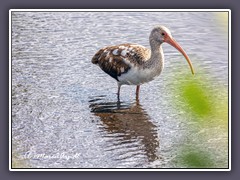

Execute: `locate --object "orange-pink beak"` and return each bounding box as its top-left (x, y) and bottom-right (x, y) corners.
top-left (164, 35), bottom-right (195, 75)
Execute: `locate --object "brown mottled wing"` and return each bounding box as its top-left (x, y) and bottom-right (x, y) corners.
top-left (122, 44), bottom-right (151, 66)
top-left (92, 43), bottom-right (150, 81)
top-left (92, 46), bottom-right (130, 81)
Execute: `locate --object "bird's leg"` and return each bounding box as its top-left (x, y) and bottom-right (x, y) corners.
top-left (136, 85), bottom-right (140, 100)
top-left (117, 84), bottom-right (121, 100)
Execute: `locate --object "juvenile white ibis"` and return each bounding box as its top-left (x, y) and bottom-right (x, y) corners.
top-left (92, 25), bottom-right (194, 99)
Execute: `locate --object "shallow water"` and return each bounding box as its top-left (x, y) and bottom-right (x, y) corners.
top-left (11, 11), bottom-right (228, 168)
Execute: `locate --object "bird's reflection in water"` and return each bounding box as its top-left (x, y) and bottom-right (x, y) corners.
top-left (89, 96), bottom-right (159, 162)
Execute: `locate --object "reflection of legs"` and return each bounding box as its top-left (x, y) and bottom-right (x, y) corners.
top-left (136, 85), bottom-right (140, 99)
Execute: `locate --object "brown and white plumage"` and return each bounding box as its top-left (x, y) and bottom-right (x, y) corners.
top-left (92, 25), bottom-right (194, 99)
top-left (92, 44), bottom-right (151, 81)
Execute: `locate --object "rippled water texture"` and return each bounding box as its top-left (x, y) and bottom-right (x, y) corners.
top-left (11, 11), bottom-right (229, 168)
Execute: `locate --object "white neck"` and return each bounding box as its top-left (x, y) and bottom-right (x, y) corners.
top-left (143, 39), bottom-right (164, 75)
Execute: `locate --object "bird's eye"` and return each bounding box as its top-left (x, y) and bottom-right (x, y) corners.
top-left (161, 32), bottom-right (165, 36)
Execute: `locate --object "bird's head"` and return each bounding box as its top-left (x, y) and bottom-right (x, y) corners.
top-left (151, 25), bottom-right (173, 43)
top-left (150, 25), bottom-right (195, 75)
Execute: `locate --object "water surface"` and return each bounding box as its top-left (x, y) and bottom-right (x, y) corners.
top-left (11, 11), bottom-right (228, 168)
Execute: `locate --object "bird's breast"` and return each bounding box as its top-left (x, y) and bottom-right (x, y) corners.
top-left (117, 65), bottom-right (162, 85)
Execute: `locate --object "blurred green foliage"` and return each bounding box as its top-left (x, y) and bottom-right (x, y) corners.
top-left (181, 79), bottom-right (213, 118)
top-left (171, 71), bottom-right (228, 168)
top-left (180, 147), bottom-right (215, 168)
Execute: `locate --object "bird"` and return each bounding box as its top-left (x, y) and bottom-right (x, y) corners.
top-left (92, 25), bottom-right (194, 99)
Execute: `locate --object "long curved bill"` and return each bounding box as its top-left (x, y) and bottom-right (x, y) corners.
top-left (165, 36), bottom-right (195, 75)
